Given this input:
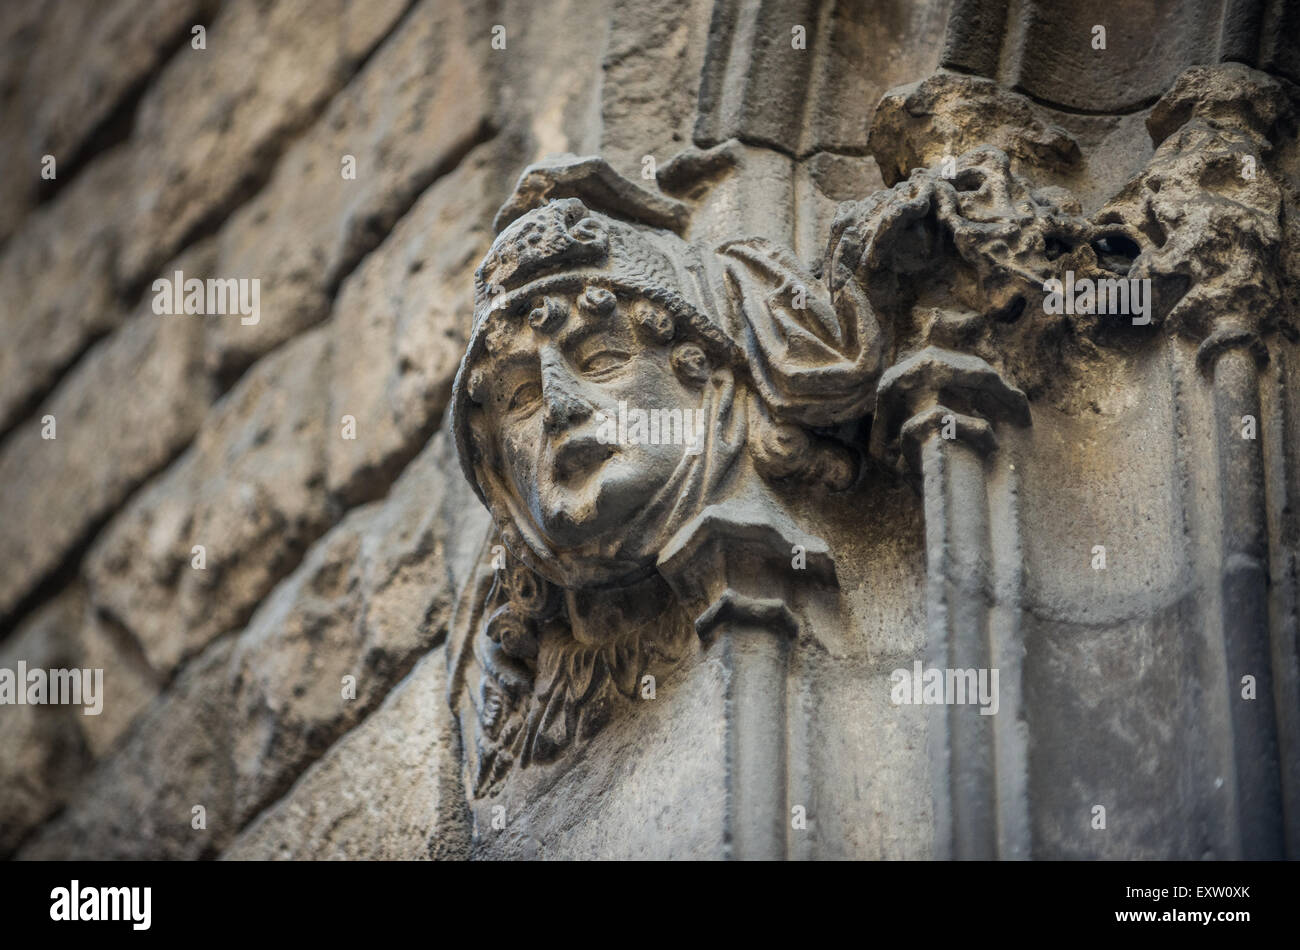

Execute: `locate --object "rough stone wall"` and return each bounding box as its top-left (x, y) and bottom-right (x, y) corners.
top-left (2, 0), bottom-right (1297, 861)
top-left (0, 0), bottom-right (763, 861)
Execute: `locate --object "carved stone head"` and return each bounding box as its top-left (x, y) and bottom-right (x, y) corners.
top-left (450, 162), bottom-right (885, 592)
top-left (453, 195), bottom-right (734, 588)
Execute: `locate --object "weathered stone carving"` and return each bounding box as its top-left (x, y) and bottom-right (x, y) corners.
top-left (453, 198), bottom-right (866, 587)
top-left (447, 158), bottom-right (882, 820)
top-left (1102, 63), bottom-right (1299, 859)
top-left (8, 0), bottom-right (1300, 866)
top-left (452, 538), bottom-right (695, 797)
top-left (447, 39), bottom-right (1299, 857)
top-left (861, 59), bottom-right (1300, 859)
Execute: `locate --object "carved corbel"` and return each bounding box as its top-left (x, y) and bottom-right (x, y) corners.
top-left (838, 140), bottom-right (1096, 860)
top-left (657, 503), bottom-right (836, 860)
top-left (447, 155), bottom-right (881, 854)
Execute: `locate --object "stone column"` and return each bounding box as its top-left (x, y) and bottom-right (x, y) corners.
top-left (659, 508), bottom-right (836, 860)
top-left (872, 347), bottom-right (1030, 859)
top-left (1135, 64), bottom-right (1296, 858)
top-left (1199, 326), bottom-right (1285, 859)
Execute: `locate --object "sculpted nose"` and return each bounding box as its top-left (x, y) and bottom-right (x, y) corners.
top-left (540, 355), bottom-right (592, 433)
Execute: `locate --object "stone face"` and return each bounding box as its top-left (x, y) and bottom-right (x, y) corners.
top-left (4, 0), bottom-right (1299, 865)
top-left (447, 154), bottom-right (900, 858)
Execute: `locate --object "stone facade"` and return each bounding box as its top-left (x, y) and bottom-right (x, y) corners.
top-left (1, 0), bottom-right (1297, 860)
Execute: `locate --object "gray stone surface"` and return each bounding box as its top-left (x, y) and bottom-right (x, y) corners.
top-left (0, 240), bottom-right (216, 622)
top-left (114, 0), bottom-right (414, 289)
top-left (0, 150), bottom-right (134, 436)
top-left (0, 0), bottom-right (218, 243)
top-left (0, 0), bottom-right (411, 436)
top-left (85, 327), bottom-right (335, 674)
top-left (17, 637), bottom-right (238, 860)
top-left (21, 431), bottom-right (487, 859)
top-left (0, 587), bottom-right (159, 856)
top-left (83, 140), bottom-right (498, 676)
top-left (222, 645), bottom-right (470, 861)
top-left (324, 144), bottom-right (500, 506)
top-left (0, 589), bottom-right (91, 855)
top-left (3, 0), bottom-right (1298, 864)
top-left (201, 0), bottom-right (494, 379)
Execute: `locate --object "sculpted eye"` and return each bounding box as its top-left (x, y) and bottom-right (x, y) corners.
top-left (578, 349), bottom-right (630, 377)
top-left (507, 380), bottom-right (542, 413)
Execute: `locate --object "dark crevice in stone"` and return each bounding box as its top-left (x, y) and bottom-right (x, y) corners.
top-left (1011, 82), bottom-right (1164, 118)
top-left (1044, 235), bottom-right (1072, 260)
top-left (1092, 231), bottom-right (1143, 273)
top-left (1140, 206), bottom-right (1169, 248)
top-left (0, 436), bottom-right (194, 643)
top-left (322, 117), bottom-right (498, 322)
top-left (704, 131), bottom-right (875, 162)
top-left (211, 117), bottom-right (498, 402)
top-left (991, 294), bottom-right (1027, 324)
top-left (93, 605), bottom-right (164, 693)
top-left (34, 14), bottom-right (215, 209)
top-left (331, 377), bottom-right (455, 512)
top-left (0, 324), bottom-right (115, 444)
top-left (116, 0), bottom-right (424, 307)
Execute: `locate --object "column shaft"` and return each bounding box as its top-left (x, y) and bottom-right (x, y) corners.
top-left (722, 624), bottom-right (790, 860)
top-left (1212, 347), bottom-right (1284, 859)
top-left (921, 432), bottom-right (997, 860)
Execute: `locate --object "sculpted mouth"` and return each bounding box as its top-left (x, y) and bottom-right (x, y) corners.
top-left (553, 436), bottom-right (617, 483)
